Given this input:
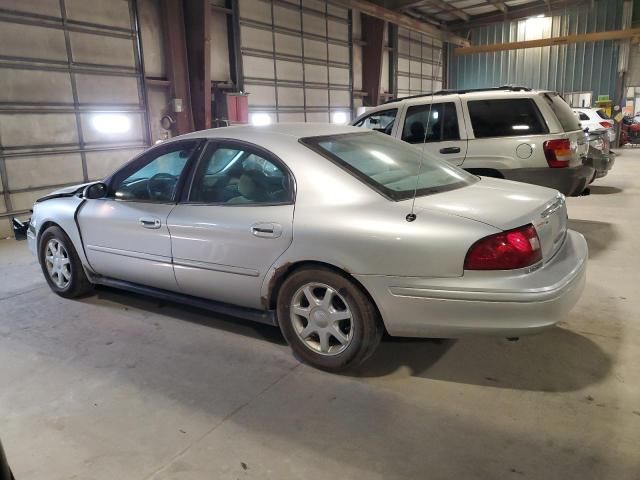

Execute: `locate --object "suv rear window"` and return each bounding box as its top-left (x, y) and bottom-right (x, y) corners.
top-left (467, 99), bottom-right (548, 138)
top-left (542, 92), bottom-right (581, 132)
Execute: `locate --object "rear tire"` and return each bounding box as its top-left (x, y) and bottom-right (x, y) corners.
top-left (38, 226), bottom-right (92, 298)
top-left (277, 266), bottom-right (383, 372)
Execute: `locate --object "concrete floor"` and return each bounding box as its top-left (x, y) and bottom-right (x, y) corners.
top-left (1, 153), bottom-right (639, 480)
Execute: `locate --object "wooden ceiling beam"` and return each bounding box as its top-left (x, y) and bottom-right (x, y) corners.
top-left (454, 28), bottom-right (640, 55)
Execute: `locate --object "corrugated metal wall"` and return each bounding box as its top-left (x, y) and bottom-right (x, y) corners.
top-left (449, 0), bottom-right (624, 100)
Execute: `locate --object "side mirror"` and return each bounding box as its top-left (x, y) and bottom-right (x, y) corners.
top-left (83, 182), bottom-right (107, 199)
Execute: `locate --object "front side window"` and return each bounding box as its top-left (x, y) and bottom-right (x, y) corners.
top-left (353, 109), bottom-right (397, 135)
top-left (401, 102), bottom-right (460, 144)
top-left (301, 131), bottom-right (476, 201)
top-left (468, 98), bottom-right (548, 138)
top-left (112, 141), bottom-right (199, 202)
top-left (189, 145), bottom-right (292, 204)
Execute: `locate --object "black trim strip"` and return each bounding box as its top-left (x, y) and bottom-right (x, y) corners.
top-left (91, 276), bottom-right (277, 326)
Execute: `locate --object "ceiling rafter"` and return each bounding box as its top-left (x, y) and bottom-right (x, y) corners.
top-left (485, 0), bottom-right (508, 14)
top-left (419, 0), bottom-right (471, 21)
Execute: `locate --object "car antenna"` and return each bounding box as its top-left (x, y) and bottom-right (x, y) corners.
top-left (406, 48), bottom-right (442, 222)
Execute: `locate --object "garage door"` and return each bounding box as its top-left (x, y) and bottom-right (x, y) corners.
top-left (238, 0), bottom-right (352, 124)
top-left (0, 0), bottom-right (150, 236)
top-left (396, 27), bottom-right (443, 98)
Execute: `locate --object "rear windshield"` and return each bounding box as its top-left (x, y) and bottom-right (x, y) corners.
top-left (467, 99), bottom-right (548, 138)
top-left (596, 109), bottom-right (611, 120)
top-left (542, 92), bottom-right (581, 132)
top-left (300, 131), bottom-right (477, 201)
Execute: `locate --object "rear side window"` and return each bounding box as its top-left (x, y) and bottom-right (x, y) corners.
top-left (542, 92), bottom-right (581, 132)
top-left (467, 99), bottom-right (548, 138)
top-left (578, 112), bottom-right (589, 121)
top-left (401, 102), bottom-right (460, 144)
top-left (353, 109), bottom-right (397, 135)
top-left (596, 109), bottom-right (611, 120)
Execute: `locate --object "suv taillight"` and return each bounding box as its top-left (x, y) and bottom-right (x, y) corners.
top-left (543, 139), bottom-right (572, 168)
top-left (599, 121), bottom-right (613, 129)
top-left (464, 224), bottom-right (542, 270)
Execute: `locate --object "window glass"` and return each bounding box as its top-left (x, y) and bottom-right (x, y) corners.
top-left (353, 109), bottom-right (397, 135)
top-left (542, 92), bottom-right (581, 132)
top-left (578, 112), bottom-right (590, 121)
top-left (401, 102), bottom-right (459, 144)
top-left (596, 109), bottom-right (611, 120)
top-left (301, 131), bottom-right (476, 201)
top-left (189, 146), bottom-right (292, 204)
top-left (113, 141), bottom-right (198, 202)
top-left (468, 99), bottom-right (548, 138)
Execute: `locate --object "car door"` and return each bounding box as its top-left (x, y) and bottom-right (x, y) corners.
top-left (168, 140), bottom-right (295, 310)
top-left (398, 100), bottom-right (467, 165)
top-left (77, 139), bottom-right (202, 290)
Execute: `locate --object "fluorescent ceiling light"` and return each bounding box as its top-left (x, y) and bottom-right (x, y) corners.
top-left (512, 125), bottom-right (530, 130)
top-left (332, 111), bottom-right (348, 124)
top-left (92, 114), bottom-right (131, 134)
top-left (250, 113), bottom-right (271, 126)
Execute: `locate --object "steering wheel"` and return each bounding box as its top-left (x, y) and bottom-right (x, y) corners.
top-left (147, 172), bottom-right (178, 200)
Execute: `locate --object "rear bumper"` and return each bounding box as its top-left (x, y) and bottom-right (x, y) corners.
top-left (584, 151), bottom-right (615, 179)
top-left (355, 230), bottom-right (588, 338)
top-left (501, 165), bottom-right (594, 196)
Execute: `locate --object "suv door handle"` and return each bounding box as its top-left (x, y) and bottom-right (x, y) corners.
top-left (440, 147), bottom-right (461, 154)
top-left (139, 217), bottom-right (161, 229)
top-left (251, 223), bottom-right (282, 238)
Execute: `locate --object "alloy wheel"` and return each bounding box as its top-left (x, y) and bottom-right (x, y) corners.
top-left (290, 282), bottom-right (354, 355)
top-left (44, 239), bottom-right (71, 289)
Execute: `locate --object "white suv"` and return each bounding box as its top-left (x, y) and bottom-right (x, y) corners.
top-left (352, 86), bottom-right (592, 196)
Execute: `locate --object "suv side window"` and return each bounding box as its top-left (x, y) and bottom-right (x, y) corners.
top-left (467, 99), bottom-right (549, 138)
top-left (353, 109), bottom-right (397, 135)
top-left (401, 102), bottom-right (460, 144)
top-left (189, 144), bottom-right (293, 205)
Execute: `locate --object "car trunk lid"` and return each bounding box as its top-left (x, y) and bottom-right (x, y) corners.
top-left (408, 177), bottom-right (568, 262)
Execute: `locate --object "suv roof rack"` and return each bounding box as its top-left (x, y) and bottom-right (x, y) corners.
top-left (382, 85), bottom-right (532, 105)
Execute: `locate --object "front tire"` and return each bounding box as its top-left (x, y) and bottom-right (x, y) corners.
top-left (277, 266), bottom-right (383, 372)
top-left (38, 226), bottom-right (92, 298)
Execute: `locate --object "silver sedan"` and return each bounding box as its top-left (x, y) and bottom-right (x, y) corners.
top-left (27, 124), bottom-right (587, 371)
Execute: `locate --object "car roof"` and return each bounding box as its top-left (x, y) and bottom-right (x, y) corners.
top-left (378, 89), bottom-right (549, 109)
top-left (176, 123), bottom-right (364, 142)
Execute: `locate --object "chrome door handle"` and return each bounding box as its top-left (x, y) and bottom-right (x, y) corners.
top-left (139, 217), bottom-right (161, 229)
top-left (251, 223), bottom-right (282, 238)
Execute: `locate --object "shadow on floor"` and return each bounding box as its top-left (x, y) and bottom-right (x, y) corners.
top-left (350, 327), bottom-right (612, 392)
top-left (89, 287), bottom-right (613, 393)
top-left (91, 286), bottom-right (288, 346)
top-left (589, 185), bottom-right (623, 195)
top-left (568, 219), bottom-right (617, 259)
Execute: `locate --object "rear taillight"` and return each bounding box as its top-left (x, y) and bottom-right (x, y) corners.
top-left (464, 224), bottom-right (542, 270)
top-left (543, 139), bottom-right (572, 168)
top-left (599, 121), bottom-right (613, 129)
